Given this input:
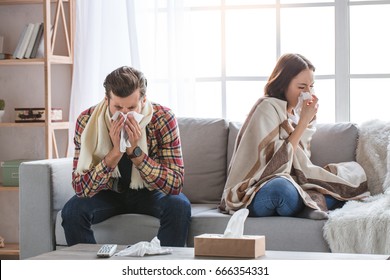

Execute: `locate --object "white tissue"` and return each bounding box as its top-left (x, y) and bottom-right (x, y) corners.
top-left (294, 91), bottom-right (312, 115)
top-left (223, 208), bottom-right (249, 238)
top-left (111, 111), bottom-right (144, 123)
top-left (115, 237), bottom-right (172, 257)
top-left (111, 111), bottom-right (144, 152)
top-left (289, 91), bottom-right (312, 124)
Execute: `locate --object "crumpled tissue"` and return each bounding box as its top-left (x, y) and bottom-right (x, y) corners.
top-left (290, 91), bottom-right (312, 124)
top-left (111, 111), bottom-right (144, 152)
top-left (223, 208), bottom-right (249, 238)
top-left (115, 236), bottom-right (172, 257)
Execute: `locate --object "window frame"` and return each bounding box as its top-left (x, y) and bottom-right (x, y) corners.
top-left (163, 0), bottom-right (390, 122)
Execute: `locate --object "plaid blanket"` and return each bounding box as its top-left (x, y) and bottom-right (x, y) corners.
top-left (219, 97), bottom-right (369, 217)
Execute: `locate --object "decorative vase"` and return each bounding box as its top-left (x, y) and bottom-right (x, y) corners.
top-left (0, 110), bottom-right (4, 122)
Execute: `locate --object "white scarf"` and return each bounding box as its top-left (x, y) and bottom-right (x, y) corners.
top-left (75, 98), bottom-right (153, 190)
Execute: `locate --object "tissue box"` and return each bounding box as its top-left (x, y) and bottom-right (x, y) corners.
top-left (194, 234), bottom-right (265, 258)
top-left (14, 108), bottom-right (63, 122)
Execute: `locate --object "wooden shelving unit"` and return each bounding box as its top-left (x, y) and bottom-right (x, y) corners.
top-left (0, 186), bottom-right (19, 190)
top-left (0, 186), bottom-right (19, 258)
top-left (0, 121), bottom-right (69, 128)
top-left (0, 0), bottom-right (74, 158)
top-left (0, 0), bottom-right (75, 257)
top-left (0, 243), bottom-right (19, 259)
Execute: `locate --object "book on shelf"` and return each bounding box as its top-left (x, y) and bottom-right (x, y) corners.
top-left (30, 23), bottom-right (44, 58)
top-left (24, 23), bottom-right (41, 59)
top-left (13, 24), bottom-right (28, 59)
top-left (36, 25), bottom-right (53, 58)
top-left (14, 23), bottom-right (35, 59)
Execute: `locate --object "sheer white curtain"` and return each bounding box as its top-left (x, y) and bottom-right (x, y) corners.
top-left (129, 1), bottom-right (196, 115)
top-left (68, 0), bottom-right (131, 154)
top-left (68, 0), bottom-right (195, 155)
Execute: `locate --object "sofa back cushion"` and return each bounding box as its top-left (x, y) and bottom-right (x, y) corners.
top-left (311, 122), bottom-right (358, 167)
top-left (227, 121), bottom-right (241, 168)
top-left (178, 118), bottom-right (228, 203)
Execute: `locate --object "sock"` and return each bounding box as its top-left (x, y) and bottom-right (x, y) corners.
top-left (297, 207), bottom-right (329, 220)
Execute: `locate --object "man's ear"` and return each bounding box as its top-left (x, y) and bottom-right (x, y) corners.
top-left (141, 95), bottom-right (147, 107)
top-left (105, 96), bottom-right (109, 107)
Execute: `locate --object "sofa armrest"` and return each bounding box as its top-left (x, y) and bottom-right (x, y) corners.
top-left (19, 157), bottom-right (73, 259)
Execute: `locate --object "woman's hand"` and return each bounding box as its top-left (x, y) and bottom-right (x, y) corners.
top-left (288, 94), bottom-right (319, 152)
top-left (299, 94), bottom-right (319, 126)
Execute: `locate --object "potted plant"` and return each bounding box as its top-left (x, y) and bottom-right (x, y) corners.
top-left (0, 99), bottom-right (5, 122)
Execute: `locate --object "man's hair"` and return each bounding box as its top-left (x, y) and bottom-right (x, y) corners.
top-left (103, 66), bottom-right (147, 99)
top-left (264, 53), bottom-right (315, 101)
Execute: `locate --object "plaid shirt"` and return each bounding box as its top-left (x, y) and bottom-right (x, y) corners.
top-left (72, 102), bottom-right (184, 197)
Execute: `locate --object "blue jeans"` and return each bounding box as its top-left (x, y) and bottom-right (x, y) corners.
top-left (247, 177), bottom-right (344, 217)
top-left (61, 188), bottom-right (191, 247)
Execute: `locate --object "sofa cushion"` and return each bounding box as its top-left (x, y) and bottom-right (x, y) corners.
top-left (178, 118), bottom-right (228, 203)
top-left (227, 121), bottom-right (241, 168)
top-left (188, 209), bottom-right (330, 252)
top-left (50, 158), bottom-right (74, 211)
top-left (311, 123), bottom-right (358, 167)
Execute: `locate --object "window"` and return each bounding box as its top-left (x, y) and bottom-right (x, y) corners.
top-left (349, 2), bottom-right (390, 123)
top-left (185, 0), bottom-right (338, 122)
top-left (145, 0), bottom-right (390, 123)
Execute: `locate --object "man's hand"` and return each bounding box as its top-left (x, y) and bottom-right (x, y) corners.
top-left (124, 113), bottom-right (142, 152)
top-left (105, 114), bottom-right (124, 168)
top-left (109, 113), bottom-right (124, 152)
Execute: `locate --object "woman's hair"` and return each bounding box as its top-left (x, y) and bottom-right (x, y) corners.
top-left (103, 66), bottom-right (147, 99)
top-left (264, 53), bottom-right (315, 101)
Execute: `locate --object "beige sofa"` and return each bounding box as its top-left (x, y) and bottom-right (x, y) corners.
top-left (19, 117), bottom-right (359, 259)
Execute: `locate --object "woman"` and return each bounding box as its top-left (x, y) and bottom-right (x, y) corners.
top-left (219, 53), bottom-right (369, 219)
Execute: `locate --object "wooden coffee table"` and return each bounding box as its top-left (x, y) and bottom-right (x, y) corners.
top-left (28, 244), bottom-right (390, 260)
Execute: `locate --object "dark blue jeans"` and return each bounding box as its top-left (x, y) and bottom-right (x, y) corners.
top-left (247, 177), bottom-right (344, 217)
top-left (61, 188), bottom-right (191, 247)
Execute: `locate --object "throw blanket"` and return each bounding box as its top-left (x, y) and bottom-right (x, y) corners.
top-left (219, 97), bottom-right (369, 217)
top-left (356, 119), bottom-right (390, 195)
top-left (323, 119), bottom-right (390, 254)
top-left (75, 98), bottom-right (153, 190)
top-left (323, 194), bottom-right (390, 254)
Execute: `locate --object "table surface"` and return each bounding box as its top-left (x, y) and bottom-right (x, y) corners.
top-left (28, 244), bottom-right (390, 260)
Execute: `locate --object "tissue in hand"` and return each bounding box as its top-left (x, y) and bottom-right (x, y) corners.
top-left (194, 208), bottom-right (265, 258)
top-left (111, 111), bottom-right (144, 123)
top-left (289, 91), bottom-right (312, 124)
top-left (294, 91), bottom-right (312, 115)
top-left (111, 111), bottom-right (144, 152)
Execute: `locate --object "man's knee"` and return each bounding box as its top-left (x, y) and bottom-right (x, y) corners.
top-left (61, 197), bottom-right (76, 221)
top-left (162, 194), bottom-right (191, 217)
top-left (61, 196), bottom-right (90, 222)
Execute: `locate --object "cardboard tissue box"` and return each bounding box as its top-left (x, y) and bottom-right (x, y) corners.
top-left (194, 234), bottom-right (265, 258)
top-left (194, 209), bottom-right (266, 258)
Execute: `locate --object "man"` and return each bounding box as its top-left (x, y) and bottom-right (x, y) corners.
top-left (61, 66), bottom-right (191, 247)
